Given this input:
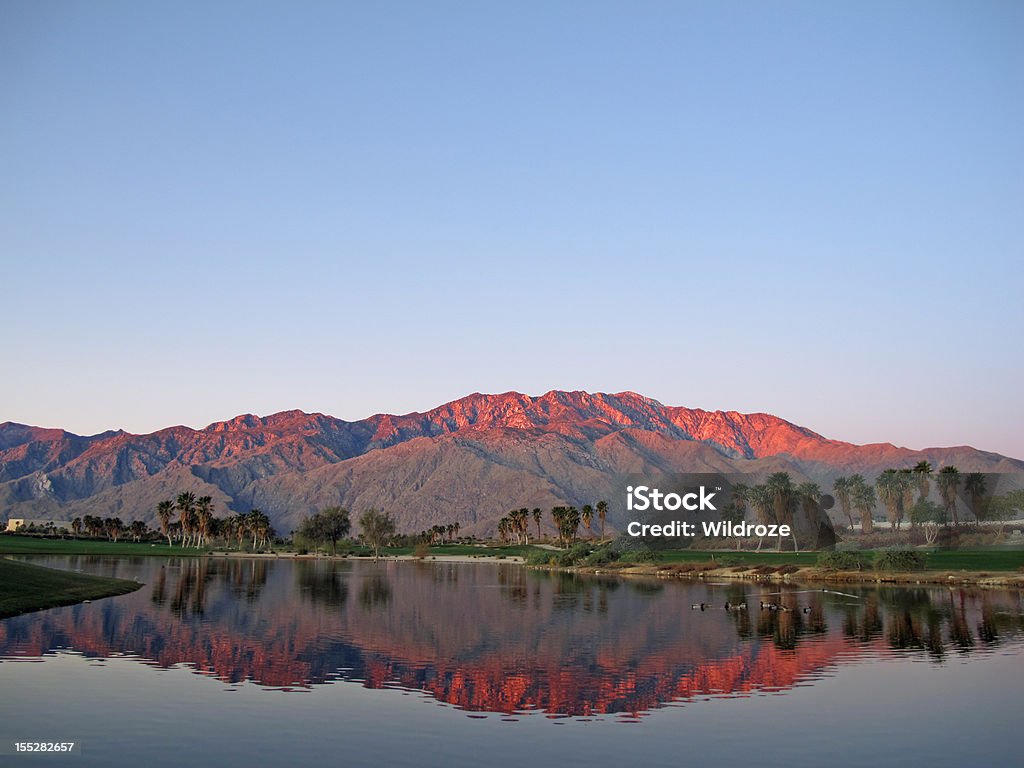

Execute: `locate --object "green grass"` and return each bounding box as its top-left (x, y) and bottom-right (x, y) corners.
top-left (0, 558), bottom-right (142, 618)
top-left (0, 535), bottom-right (543, 560)
top-left (0, 536), bottom-right (200, 557)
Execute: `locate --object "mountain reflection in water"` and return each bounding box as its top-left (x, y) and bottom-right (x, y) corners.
top-left (1, 556), bottom-right (1022, 717)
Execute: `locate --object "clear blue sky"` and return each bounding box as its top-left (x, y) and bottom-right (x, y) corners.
top-left (2, 1), bottom-right (1022, 458)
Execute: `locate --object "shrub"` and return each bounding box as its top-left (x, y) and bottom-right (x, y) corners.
top-left (817, 550), bottom-right (871, 571)
top-left (582, 547), bottom-right (620, 566)
top-left (874, 549), bottom-right (928, 572)
top-left (526, 549), bottom-right (555, 566)
top-left (620, 549), bottom-right (662, 564)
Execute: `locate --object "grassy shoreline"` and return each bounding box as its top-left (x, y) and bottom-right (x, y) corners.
top-left (3, 535), bottom-right (1022, 589)
top-left (0, 558), bottom-right (143, 619)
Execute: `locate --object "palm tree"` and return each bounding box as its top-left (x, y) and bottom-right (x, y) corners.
top-left (766, 472), bottom-right (795, 550)
top-left (176, 491), bottom-right (196, 547)
top-left (899, 469), bottom-right (916, 525)
top-left (71, 517), bottom-right (83, 537)
top-left (532, 508), bottom-right (542, 541)
top-left (129, 520), bottom-right (147, 542)
top-left (157, 500), bottom-right (174, 546)
top-left (937, 466), bottom-right (961, 526)
top-left (581, 504), bottom-right (593, 537)
top-left (913, 461), bottom-right (933, 502)
top-left (833, 476), bottom-right (855, 531)
top-left (964, 473), bottom-right (987, 523)
top-left (731, 483), bottom-right (749, 523)
top-left (749, 484), bottom-right (774, 551)
top-left (850, 475), bottom-right (876, 534)
top-left (872, 473), bottom-right (913, 532)
top-left (596, 500), bottom-right (608, 540)
top-left (795, 481), bottom-right (821, 552)
top-left (195, 496), bottom-right (214, 548)
top-left (231, 512), bottom-right (248, 550)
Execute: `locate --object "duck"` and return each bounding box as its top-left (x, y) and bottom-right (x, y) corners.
top-left (802, 607), bottom-right (812, 614)
top-left (691, 602), bottom-right (706, 611)
top-left (760, 601), bottom-right (778, 611)
top-left (725, 602), bottom-right (747, 611)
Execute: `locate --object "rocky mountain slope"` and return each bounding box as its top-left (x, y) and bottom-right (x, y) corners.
top-left (2, 391), bottom-right (1020, 534)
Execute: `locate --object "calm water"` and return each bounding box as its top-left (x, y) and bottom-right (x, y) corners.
top-left (1, 556), bottom-right (1022, 767)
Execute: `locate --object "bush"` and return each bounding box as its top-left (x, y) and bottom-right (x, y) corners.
top-left (526, 549), bottom-right (556, 566)
top-left (874, 549), bottom-right (928, 572)
top-left (620, 549), bottom-right (662, 564)
top-left (817, 551), bottom-right (871, 571)
top-left (582, 547), bottom-right (620, 566)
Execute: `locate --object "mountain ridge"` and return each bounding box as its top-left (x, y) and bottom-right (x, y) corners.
top-left (2, 390), bottom-right (1020, 534)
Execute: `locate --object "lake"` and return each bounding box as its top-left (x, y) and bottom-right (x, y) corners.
top-left (1, 556), bottom-right (1022, 767)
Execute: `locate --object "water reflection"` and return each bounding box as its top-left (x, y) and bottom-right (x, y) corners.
top-left (1, 557), bottom-right (1022, 716)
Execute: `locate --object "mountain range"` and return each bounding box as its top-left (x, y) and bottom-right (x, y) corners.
top-left (2, 390), bottom-right (1020, 535)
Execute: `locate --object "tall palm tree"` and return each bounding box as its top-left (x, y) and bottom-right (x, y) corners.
top-left (71, 517), bottom-right (83, 537)
top-left (832, 476), bottom-right (855, 531)
top-left (581, 504), bottom-right (593, 537)
top-left (157, 500), bottom-right (174, 546)
top-left (596, 501), bottom-right (608, 541)
top-left (176, 491), bottom-right (196, 547)
top-left (731, 483), bottom-right (749, 523)
top-left (936, 466), bottom-right (961, 526)
top-left (912, 461), bottom-right (933, 503)
top-left (850, 475), bottom-right (876, 534)
top-left (899, 469), bottom-right (916, 525)
top-left (766, 472), bottom-right (795, 550)
top-left (749, 484), bottom-right (774, 551)
top-left (964, 473), bottom-right (987, 523)
top-left (875, 470), bottom-right (902, 531)
top-left (532, 508), bottom-right (543, 541)
top-left (195, 496), bottom-right (214, 548)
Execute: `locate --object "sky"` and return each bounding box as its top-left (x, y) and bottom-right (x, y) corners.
top-left (2, 1), bottom-right (1022, 458)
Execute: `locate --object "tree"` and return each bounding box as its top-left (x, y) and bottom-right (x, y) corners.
top-left (766, 472), bottom-right (796, 550)
top-left (129, 520), bottom-right (148, 542)
top-left (749, 484), bottom-right (774, 551)
top-left (581, 504), bottom-right (593, 537)
top-left (359, 509), bottom-right (396, 561)
top-left (176, 492), bottom-right (196, 547)
top-left (909, 499), bottom-right (946, 545)
top-left (876, 469), bottom-right (912, 531)
top-left (964, 473), bottom-right (987, 524)
top-left (832, 476), bottom-right (855, 531)
top-left (794, 481), bottom-right (822, 552)
top-left (71, 517), bottom-right (83, 537)
top-left (195, 496), bottom-right (214, 548)
top-left (532, 508), bottom-right (543, 541)
top-left (936, 466), bottom-right (961, 526)
top-left (596, 500), bottom-right (608, 541)
top-left (321, 507), bottom-right (350, 554)
top-left (246, 509), bottom-right (272, 550)
top-left (850, 475), bottom-right (876, 534)
top-left (912, 460), bottom-right (933, 502)
top-left (157, 500), bottom-right (175, 546)
top-left (983, 491), bottom-right (1023, 542)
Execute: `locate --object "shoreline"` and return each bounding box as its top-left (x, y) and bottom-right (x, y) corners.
top-left (0, 558), bottom-right (143, 619)
top-left (541, 562), bottom-right (1024, 589)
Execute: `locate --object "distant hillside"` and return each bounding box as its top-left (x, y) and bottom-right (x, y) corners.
top-left (2, 391), bottom-right (1020, 534)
